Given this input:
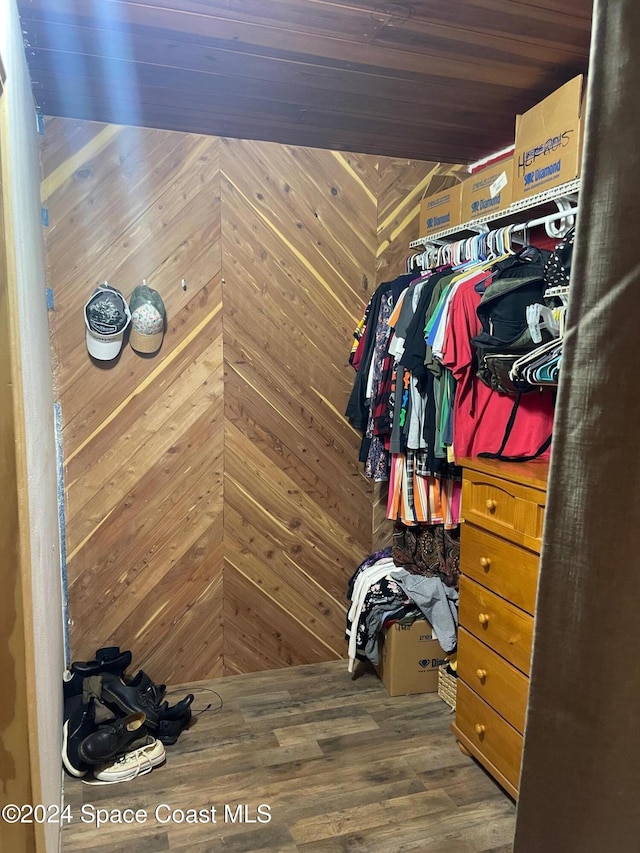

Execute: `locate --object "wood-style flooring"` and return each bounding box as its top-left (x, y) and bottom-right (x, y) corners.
top-left (62, 661), bottom-right (515, 853)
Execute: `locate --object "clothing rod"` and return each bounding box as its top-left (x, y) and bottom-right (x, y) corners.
top-left (511, 206), bottom-right (578, 232)
top-left (422, 206), bottom-right (578, 250)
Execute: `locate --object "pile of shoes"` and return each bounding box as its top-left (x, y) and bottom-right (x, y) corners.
top-left (62, 646), bottom-right (194, 784)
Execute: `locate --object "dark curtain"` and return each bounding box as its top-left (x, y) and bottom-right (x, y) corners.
top-left (515, 2), bottom-right (640, 850)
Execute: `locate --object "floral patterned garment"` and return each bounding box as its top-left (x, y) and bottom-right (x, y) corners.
top-left (364, 291), bottom-right (395, 481)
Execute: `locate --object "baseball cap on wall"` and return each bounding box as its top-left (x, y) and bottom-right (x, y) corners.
top-left (84, 284), bottom-right (131, 360)
top-left (129, 283), bottom-right (166, 354)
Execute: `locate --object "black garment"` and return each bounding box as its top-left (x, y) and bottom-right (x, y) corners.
top-left (345, 288), bottom-right (384, 432)
top-left (345, 272), bottom-right (417, 433)
top-left (424, 370), bottom-right (438, 473)
top-left (399, 268), bottom-right (452, 379)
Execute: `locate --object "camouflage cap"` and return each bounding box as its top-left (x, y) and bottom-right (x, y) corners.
top-left (129, 283), bottom-right (166, 354)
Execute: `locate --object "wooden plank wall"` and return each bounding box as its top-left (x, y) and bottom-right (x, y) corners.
top-left (43, 119), bottom-right (225, 683)
top-left (44, 116), bottom-right (458, 679)
top-left (220, 138), bottom-right (377, 673)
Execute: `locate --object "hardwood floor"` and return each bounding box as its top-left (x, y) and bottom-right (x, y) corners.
top-left (61, 661), bottom-right (515, 852)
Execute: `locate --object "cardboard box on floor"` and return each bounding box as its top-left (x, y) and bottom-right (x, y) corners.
top-left (512, 75), bottom-right (585, 201)
top-left (375, 618), bottom-right (448, 696)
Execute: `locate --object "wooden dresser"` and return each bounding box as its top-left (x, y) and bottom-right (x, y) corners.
top-left (452, 457), bottom-right (549, 799)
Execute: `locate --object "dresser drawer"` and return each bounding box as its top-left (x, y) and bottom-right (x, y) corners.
top-left (459, 576), bottom-right (534, 675)
top-left (462, 469), bottom-right (546, 552)
top-left (454, 680), bottom-right (523, 794)
top-left (457, 627), bottom-right (529, 733)
top-left (461, 523), bottom-right (539, 615)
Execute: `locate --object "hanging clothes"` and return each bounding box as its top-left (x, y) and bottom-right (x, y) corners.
top-left (387, 454), bottom-right (462, 526)
top-left (345, 248), bottom-right (556, 523)
top-left (440, 274), bottom-right (555, 460)
top-left (346, 272), bottom-right (417, 420)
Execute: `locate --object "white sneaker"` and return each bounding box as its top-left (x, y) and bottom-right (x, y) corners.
top-left (84, 737), bottom-right (165, 784)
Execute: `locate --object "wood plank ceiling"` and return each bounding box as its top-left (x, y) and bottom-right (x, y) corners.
top-left (17, 0), bottom-right (592, 164)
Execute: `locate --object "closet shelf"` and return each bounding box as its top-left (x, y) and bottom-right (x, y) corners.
top-left (410, 178), bottom-right (580, 249)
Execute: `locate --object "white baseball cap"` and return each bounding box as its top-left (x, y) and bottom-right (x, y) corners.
top-left (84, 284), bottom-right (131, 360)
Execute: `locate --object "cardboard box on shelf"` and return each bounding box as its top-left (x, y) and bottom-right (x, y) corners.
top-left (375, 618), bottom-right (448, 697)
top-left (512, 75), bottom-right (585, 201)
top-left (460, 156), bottom-right (514, 223)
top-left (419, 183), bottom-right (462, 237)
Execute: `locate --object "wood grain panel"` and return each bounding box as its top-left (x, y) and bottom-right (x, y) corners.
top-left (220, 136), bottom-right (374, 674)
top-left (45, 117), bottom-right (455, 677)
top-left (457, 627), bottom-right (529, 734)
top-left (32, 91), bottom-right (491, 165)
top-left (20, 0), bottom-right (587, 82)
top-left (372, 481), bottom-right (391, 553)
top-left (22, 20), bottom-right (579, 113)
top-left (454, 680), bottom-right (522, 797)
top-left (18, 0), bottom-right (592, 163)
top-left (44, 117), bottom-right (225, 682)
top-left (26, 52), bottom-right (538, 140)
top-left (459, 577), bottom-right (534, 677)
top-left (460, 524), bottom-right (539, 615)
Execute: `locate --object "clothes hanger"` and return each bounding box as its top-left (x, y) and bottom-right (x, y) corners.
top-left (510, 337), bottom-right (563, 384)
top-left (506, 224), bottom-right (516, 254)
top-left (526, 303), bottom-right (560, 344)
top-left (486, 229), bottom-right (498, 261)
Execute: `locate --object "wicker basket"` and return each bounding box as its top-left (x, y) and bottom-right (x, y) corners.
top-left (438, 665), bottom-right (457, 711)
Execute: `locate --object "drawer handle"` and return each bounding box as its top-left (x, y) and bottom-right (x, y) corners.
top-left (485, 499), bottom-right (497, 512)
top-left (474, 723), bottom-right (486, 736)
top-left (478, 613), bottom-right (490, 626)
top-left (479, 557), bottom-right (491, 570)
top-left (476, 668), bottom-right (487, 682)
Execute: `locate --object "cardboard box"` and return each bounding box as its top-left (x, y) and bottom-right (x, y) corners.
top-left (460, 156), bottom-right (514, 223)
top-left (375, 618), bottom-right (448, 696)
top-left (512, 75), bottom-right (584, 201)
top-left (419, 183), bottom-right (462, 236)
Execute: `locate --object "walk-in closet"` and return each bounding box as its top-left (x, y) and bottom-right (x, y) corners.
top-left (5, 2), bottom-right (640, 852)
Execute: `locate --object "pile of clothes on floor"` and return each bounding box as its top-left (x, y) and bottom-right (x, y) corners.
top-left (346, 524), bottom-right (460, 673)
top-left (62, 646), bottom-right (193, 784)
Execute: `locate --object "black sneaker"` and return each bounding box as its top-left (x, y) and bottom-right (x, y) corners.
top-left (62, 696), bottom-right (97, 778)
